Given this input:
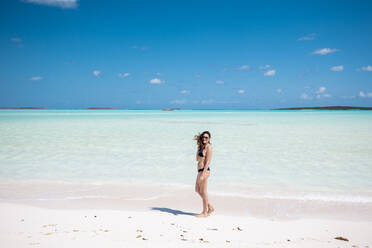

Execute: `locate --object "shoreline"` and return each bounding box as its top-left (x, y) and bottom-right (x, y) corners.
top-left (1, 181), bottom-right (372, 222)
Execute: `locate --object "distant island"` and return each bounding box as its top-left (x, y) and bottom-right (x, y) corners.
top-left (161, 108), bottom-right (181, 111)
top-left (86, 107), bottom-right (113, 110)
top-left (272, 106), bottom-right (372, 110)
top-left (0, 107), bottom-right (44, 109)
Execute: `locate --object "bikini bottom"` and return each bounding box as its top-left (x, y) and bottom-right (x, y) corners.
top-left (198, 167), bottom-right (210, 173)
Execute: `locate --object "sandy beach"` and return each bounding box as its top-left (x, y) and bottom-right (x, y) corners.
top-left (1, 181), bottom-right (372, 248)
top-left (1, 202), bottom-right (372, 248)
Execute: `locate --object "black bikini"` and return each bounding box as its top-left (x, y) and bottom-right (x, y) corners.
top-left (198, 167), bottom-right (210, 172)
top-left (198, 149), bottom-right (204, 157)
top-left (198, 148), bottom-right (210, 172)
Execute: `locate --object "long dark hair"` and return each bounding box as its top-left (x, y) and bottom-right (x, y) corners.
top-left (194, 131), bottom-right (211, 152)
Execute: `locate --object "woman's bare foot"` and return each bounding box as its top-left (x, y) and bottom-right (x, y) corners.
top-left (207, 204), bottom-right (215, 215)
top-left (196, 212), bottom-right (208, 218)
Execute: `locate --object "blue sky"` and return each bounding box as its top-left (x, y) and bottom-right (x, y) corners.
top-left (1, 0), bottom-right (372, 109)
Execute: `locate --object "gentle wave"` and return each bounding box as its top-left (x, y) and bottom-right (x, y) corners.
top-left (209, 191), bottom-right (372, 203)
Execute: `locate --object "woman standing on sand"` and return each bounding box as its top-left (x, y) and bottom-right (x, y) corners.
top-left (194, 131), bottom-right (215, 217)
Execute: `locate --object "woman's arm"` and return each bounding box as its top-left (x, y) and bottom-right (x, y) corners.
top-left (196, 149), bottom-right (199, 161)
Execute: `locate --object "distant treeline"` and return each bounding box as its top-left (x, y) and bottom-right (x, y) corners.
top-left (1, 106), bottom-right (371, 110)
top-left (272, 106), bottom-right (372, 110)
top-left (0, 107), bottom-right (44, 109)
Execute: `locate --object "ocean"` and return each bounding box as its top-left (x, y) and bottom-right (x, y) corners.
top-left (1, 109), bottom-right (372, 208)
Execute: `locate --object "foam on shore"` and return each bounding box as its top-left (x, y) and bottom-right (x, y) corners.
top-left (1, 180), bottom-right (372, 221)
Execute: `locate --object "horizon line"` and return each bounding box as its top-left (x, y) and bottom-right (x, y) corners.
top-left (1, 105), bottom-right (372, 111)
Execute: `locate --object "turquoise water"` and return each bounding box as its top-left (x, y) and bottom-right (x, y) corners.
top-left (1, 109), bottom-right (372, 200)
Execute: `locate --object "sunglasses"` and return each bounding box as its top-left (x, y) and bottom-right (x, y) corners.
top-left (202, 136), bottom-right (209, 139)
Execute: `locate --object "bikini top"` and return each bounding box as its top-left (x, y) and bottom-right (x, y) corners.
top-left (198, 148), bottom-right (204, 157)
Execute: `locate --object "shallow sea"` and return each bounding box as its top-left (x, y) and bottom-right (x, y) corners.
top-left (1, 109), bottom-right (372, 205)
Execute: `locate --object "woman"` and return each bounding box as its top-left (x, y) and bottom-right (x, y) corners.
top-left (194, 131), bottom-right (215, 217)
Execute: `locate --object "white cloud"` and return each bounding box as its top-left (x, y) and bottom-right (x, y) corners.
top-left (30, 76), bottom-right (43, 81)
top-left (237, 65), bottom-right (250, 70)
top-left (11, 37), bottom-right (22, 43)
top-left (23, 0), bottom-right (78, 9)
top-left (313, 87), bottom-right (332, 99)
top-left (276, 88), bottom-right (282, 94)
top-left (264, 69), bottom-right (276, 76)
top-left (298, 33), bottom-right (317, 41)
top-left (359, 91), bottom-right (372, 98)
top-left (316, 86), bottom-right (326, 94)
top-left (360, 65), bottom-right (372, 72)
top-left (313, 48), bottom-right (339, 55)
top-left (237, 89), bottom-right (245, 94)
top-left (316, 93), bottom-right (332, 99)
top-left (180, 90), bottom-right (190, 94)
top-left (93, 70), bottom-right (101, 77)
top-left (216, 80), bottom-right (225, 85)
top-left (150, 78), bottom-right (163, 84)
top-left (171, 99), bottom-right (186, 104)
top-left (193, 99), bottom-right (239, 104)
top-left (118, 72), bottom-right (130, 78)
top-left (300, 93), bottom-right (312, 100)
top-left (131, 45), bottom-right (148, 50)
top-left (259, 65), bottom-right (270, 70)
top-left (330, 65), bottom-right (344, 71)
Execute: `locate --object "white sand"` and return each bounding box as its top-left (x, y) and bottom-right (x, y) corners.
top-left (1, 202), bottom-right (371, 248)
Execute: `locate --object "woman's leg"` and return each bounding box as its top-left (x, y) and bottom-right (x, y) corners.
top-left (196, 173), bottom-right (209, 217)
top-left (199, 174), bottom-right (215, 216)
top-left (204, 172), bottom-right (214, 215)
top-left (195, 173), bottom-right (201, 196)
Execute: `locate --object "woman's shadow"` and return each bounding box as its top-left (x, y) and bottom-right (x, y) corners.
top-left (151, 207), bottom-right (196, 216)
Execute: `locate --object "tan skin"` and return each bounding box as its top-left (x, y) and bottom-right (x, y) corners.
top-left (195, 134), bottom-right (215, 217)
